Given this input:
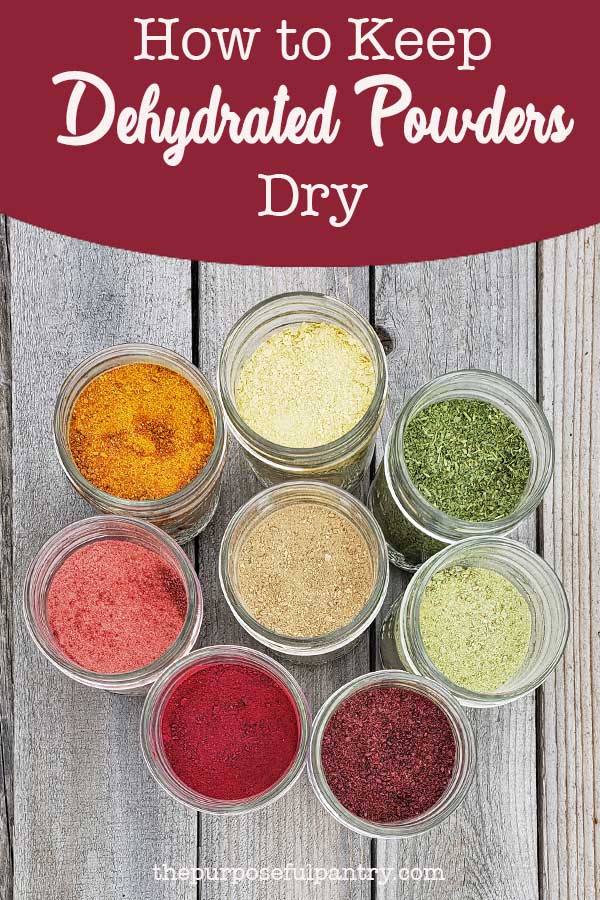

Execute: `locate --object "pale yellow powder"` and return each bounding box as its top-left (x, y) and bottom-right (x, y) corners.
top-left (235, 322), bottom-right (376, 447)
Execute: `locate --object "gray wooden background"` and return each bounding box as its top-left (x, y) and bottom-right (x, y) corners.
top-left (0, 220), bottom-right (597, 899)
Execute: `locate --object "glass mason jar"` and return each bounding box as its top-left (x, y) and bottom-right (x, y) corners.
top-left (140, 645), bottom-right (311, 815)
top-left (219, 482), bottom-right (389, 664)
top-left (23, 516), bottom-right (203, 694)
top-left (380, 537), bottom-right (570, 708)
top-left (369, 370), bottom-right (554, 570)
top-left (218, 292), bottom-right (388, 490)
top-left (308, 670), bottom-right (475, 838)
top-left (53, 343), bottom-right (227, 544)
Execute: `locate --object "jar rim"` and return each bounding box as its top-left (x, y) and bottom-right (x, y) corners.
top-left (384, 369), bottom-right (555, 544)
top-left (219, 481), bottom-right (389, 656)
top-left (398, 536), bottom-right (570, 708)
top-left (53, 343), bottom-right (227, 514)
top-left (22, 515), bottom-right (203, 691)
top-left (218, 292), bottom-right (388, 470)
top-left (140, 645), bottom-right (312, 814)
top-left (308, 670), bottom-right (476, 839)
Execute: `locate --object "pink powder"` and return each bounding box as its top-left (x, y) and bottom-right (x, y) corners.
top-left (47, 539), bottom-right (188, 674)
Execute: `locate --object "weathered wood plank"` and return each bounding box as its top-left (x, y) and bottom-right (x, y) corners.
top-left (0, 216), bottom-right (14, 900)
top-left (373, 248), bottom-right (539, 899)
top-left (9, 224), bottom-right (197, 900)
top-left (538, 229), bottom-right (600, 900)
top-left (196, 266), bottom-right (373, 899)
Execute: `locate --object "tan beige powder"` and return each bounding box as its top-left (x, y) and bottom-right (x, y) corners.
top-left (236, 503), bottom-right (375, 638)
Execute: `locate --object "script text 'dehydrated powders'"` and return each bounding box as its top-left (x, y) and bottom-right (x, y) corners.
top-left (48, 539), bottom-right (188, 674)
top-left (235, 322), bottom-right (376, 448)
top-left (236, 502), bottom-right (375, 639)
top-left (68, 362), bottom-right (215, 501)
top-left (160, 660), bottom-right (300, 802)
top-left (321, 685), bottom-right (456, 824)
top-left (403, 398), bottom-right (531, 522)
top-left (419, 565), bottom-right (532, 693)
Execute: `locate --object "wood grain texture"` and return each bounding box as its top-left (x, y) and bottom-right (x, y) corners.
top-left (9, 223), bottom-right (197, 900)
top-left (373, 248), bottom-right (540, 899)
top-left (537, 229), bottom-right (600, 900)
top-left (196, 265), bottom-right (373, 900)
top-left (3, 223), bottom-right (595, 900)
top-left (0, 216), bottom-right (14, 900)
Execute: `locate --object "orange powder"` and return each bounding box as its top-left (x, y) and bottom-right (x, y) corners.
top-left (68, 363), bottom-right (215, 501)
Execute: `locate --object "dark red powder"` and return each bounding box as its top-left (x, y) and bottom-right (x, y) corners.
top-left (161, 662), bottom-right (300, 801)
top-left (321, 686), bottom-right (456, 823)
top-left (48, 539), bottom-right (187, 674)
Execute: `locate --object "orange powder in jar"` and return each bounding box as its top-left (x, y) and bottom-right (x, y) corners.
top-left (68, 363), bottom-right (215, 501)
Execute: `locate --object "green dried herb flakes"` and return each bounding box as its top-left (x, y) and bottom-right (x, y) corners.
top-left (419, 566), bottom-right (532, 693)
top-left (403, 399), bottom-right (531, 521)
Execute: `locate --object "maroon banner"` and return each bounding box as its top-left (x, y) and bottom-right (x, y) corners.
top-left (1, 3), bottom-right (598, 264)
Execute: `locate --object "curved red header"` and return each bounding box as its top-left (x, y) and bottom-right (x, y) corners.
top-left (1, 2), bottom-right (598, 264)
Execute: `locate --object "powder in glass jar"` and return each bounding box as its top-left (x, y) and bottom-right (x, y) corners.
top-left (236, 503), bottom-right (375, 638)
top-left (235, 322), bottom-right (376, 447)
top-left (69, 362), bottom-right (215, 501)
top-left (321, 686), bottom-right (456, 823)
top-left (403, 398), bottom-right (531, 521)
top-left (47, 539), bottom-right (188, 673)
top-left (161, 662), bottom-right (300, 801)
top-left (419, 565), bottom-right (532, 693)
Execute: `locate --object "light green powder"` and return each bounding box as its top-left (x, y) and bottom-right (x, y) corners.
top-left (419, 565), bottom-right (532, 693)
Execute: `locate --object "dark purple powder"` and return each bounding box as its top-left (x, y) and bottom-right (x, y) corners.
top-left (321, 685), bottom-right (456, 823)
